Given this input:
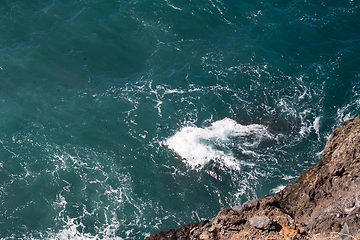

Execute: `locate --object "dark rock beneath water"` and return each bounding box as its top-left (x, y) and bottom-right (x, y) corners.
top-left (148, 116), bottom-right (360, 240)
top-left (236, 117), bottom-right (298, 133)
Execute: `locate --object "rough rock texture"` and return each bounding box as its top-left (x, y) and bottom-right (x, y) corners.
top-left (275, 115), bottom-right (360, 236)
top-left (148, 116), bottom-right (360, 240)
top-left (249, 215), bottom-right (277, 230)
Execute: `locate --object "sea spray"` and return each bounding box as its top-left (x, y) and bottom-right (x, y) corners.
top-left (165, 118), bottom-right (273, 170)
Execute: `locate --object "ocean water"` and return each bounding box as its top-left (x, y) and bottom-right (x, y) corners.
top-left (0, 0), bottom-right (359, 239)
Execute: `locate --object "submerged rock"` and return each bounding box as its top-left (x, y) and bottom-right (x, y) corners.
top-left (236, 117), bottom-right (298, 133)
top-left (148, 115), bottom-right (360, 240)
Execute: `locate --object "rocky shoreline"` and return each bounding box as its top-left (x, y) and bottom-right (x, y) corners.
top-left (148, 115), bottom-right (360, 240)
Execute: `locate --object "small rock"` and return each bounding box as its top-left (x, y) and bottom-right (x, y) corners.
top-left (334, 223), bottom-right (352, 240)
top-left (249, 215), bottom-right (276, 230)
top-left (242, 199), bottom-right (260, 211)
top-left (232, 205), bottom-right (243, 214)
top-left (260, 195), bottom-right (278, 210)
top-left (199, 230), bottom-right (214, 240)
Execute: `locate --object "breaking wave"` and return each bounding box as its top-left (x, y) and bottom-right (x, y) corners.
top-left (166, 118), bottom-right (274, 170)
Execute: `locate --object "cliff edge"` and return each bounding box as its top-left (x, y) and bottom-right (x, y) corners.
top-left (148, 115), bottom-right (360, 239)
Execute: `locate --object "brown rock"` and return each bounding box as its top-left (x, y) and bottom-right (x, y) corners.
top-left (242, 198), bottom-right (260, 211)
top-left (275, 115), bottom-right (360, 234)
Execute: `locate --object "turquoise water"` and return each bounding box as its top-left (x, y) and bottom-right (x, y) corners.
top-left (0, 0), bottom-right (359, 239)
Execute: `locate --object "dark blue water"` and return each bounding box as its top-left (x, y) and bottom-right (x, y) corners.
top-left (0, 0), bottom-right (359, 239)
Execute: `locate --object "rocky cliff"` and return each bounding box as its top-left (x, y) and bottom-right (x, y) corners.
top-left (148, 116), bottom-right (360, 240)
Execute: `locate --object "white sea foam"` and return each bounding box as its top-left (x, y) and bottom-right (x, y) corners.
top-left (165, 118), bottom-right (273, 170)
top-left (53, 217), bottom-right (124, 240)
top-left (282, 175), bottom-right (295, 180)
top-left (270, 185), bottom-right (286, 194)
top-left (313, 116), bottom-right (321, 140)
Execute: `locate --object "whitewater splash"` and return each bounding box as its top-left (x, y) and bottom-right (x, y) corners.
top-left (165, 118), bottom-right (274, 170)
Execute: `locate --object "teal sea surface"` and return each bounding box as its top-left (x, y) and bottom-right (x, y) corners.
top-left (0, 0), bottom-right (360, 239)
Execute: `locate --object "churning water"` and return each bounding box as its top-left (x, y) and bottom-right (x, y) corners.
top-left (0, 0), bottom-right (359, 239)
